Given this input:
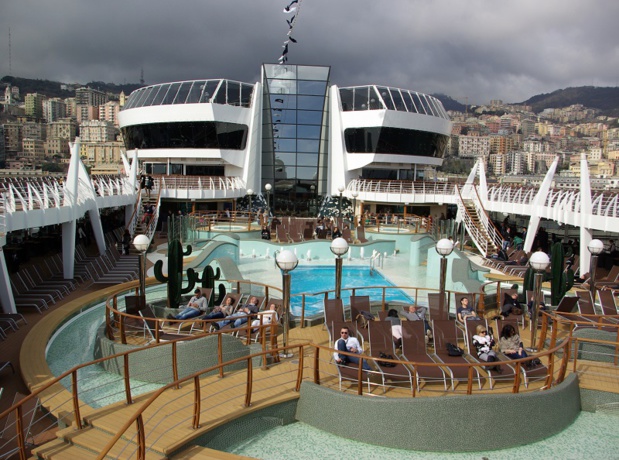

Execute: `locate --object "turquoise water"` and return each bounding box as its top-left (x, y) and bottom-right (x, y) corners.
top-left (227, 412), bottom-right (618, 459)
top-left (290, 266), bottom-right (414, 316)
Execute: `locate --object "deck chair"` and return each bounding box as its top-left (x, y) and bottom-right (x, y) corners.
top-left (175, 288), bottom-right (214, 332)
top-left (501, 289), bottom-right (526, 328)
top-left (332, 320), bottom-right (373, 393)
top-left (324, 298), bottom-right (351, 346)
top-left (356, 226), bottom-right (368, 243)
top-left (276, 225), bottom-right (291, 243)
top-left (597, 290), bottom-right (619, 326)
top-left (139, 306), bottom-right (188, 343)
top-left (572, 291), bottom-right (617, 332)
top-left (400, 321), bottom-right (448, 391)
top-left (496, 318), bottom-right (548, 388)
top-left (217, 295), bottom-right (266, 333)
top-left (342, 228), bottom-right (354, 244)
top-left (463, 319), bottom-right (516, 389)
top-left (594, 265), bottom-right (619, 288)
top-left (368, 321), bottom-right (413, 393)
top-left (427, 293), bottom-right (449, 320)
top-left (349, 295), bottom-right (372, 345)
top-left (250, 298), bottom-right (283, 344)
top-left (432, 319), bottom-right (482, 390)
top-left (202, 293), bottom-right (243, 331)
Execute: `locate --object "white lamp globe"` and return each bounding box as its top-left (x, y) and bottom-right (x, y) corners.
top-left (276, 249), bottom-right (298, 272)
top-left (588, 239), bottom-right (604, 255)
top-left (529, 251), bottom-right (551, 271)
top-left (247, 189), bottom-right (253, 195)
top-left (337, 185), bottom-right (345, 193)
top-left (133, 234), bottom-right (150, 252)
top-left (264, 183), bottom-right (272, 192)
top-left (351, 191), bottom-right (359, 198)
top-left (330, 237), bottom-right (349, 257)
top-left (435, 238), bottom-right (454, 256)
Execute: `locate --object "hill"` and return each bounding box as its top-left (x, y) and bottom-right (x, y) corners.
top-left (0, 76), bottom-right (142, 99)
top-left (521, 86), bottom-right (619, 117)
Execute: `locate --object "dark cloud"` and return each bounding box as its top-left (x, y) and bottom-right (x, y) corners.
top-left (1, 0), bottom-right (617, 104)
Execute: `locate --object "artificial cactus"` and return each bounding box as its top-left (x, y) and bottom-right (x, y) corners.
top-left (154, 238), bottom-right (195, 308)
top-left (189, 265), bottom-right (221, 309)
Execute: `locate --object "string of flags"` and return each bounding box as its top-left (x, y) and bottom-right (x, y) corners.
top-left (279, 0), bottom-right (302, 64)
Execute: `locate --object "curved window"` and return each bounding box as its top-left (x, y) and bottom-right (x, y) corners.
top-left (121, 121), bottom-right (248, 150)
top-left (344, 127), bottom-right (449, 158)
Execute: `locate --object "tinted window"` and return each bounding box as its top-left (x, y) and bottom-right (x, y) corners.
top-left (298, 96), bottom-right (324, 110)
top-left (298, 80), bottom-right (327, 95)
top-left (344, 127), bottom-right (449, 158)
top-left (297, 111), bottom-right (323, 125)
top-left (162, 83), bottom-right (181, 105)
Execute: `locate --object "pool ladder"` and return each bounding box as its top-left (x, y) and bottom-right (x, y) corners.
top-left (369, 250), bottom-right (383, 274)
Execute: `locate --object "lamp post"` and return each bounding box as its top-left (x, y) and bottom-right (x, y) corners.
top-left (529, 251), bottom-right (551, 352)
top-left (588, 239), bottom-right (604, 302)
top-left (133, 234), bottom-right (150, 302)
top-left (331, 237), bottom-right (349, 299)
top-left (246, 189), bottom-right (253, 231)
top-left (435, 238), bottom-right (454, 313)
top-left (351, 191), bottom-right (358, 227)
top-left (276, 249), bottom-right (298, 358)
top-left (337, 185), bottom-right (345, 218)
top-left (310, 184), bottom-right (316, 215)
top-left (264, 183), bottom-right (272, 216)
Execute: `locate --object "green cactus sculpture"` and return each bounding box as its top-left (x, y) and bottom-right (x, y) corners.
top-left (189, 265), bottom-right (221, 309)
top-left (154, 238), bottom-right (195, 308)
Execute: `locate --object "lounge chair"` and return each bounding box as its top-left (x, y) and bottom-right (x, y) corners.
top-left (427, 292), bottom-right (449, 320)
top-left (594, 265), bottom-right (619, 289)
top-left (597, 290), bottom-right (619, 326)
top-left (356, 226), bottom-right (368, 243)
top-left (217, 295), bottom-right (266, 334)
top-left (463, 319), bottom-right (516, 389)
top-left (368, 321), bottom-right (414, 393)
top-left (139, 306), bottom-right (189, 343)
top-left (332, 320), bottom-right (374, 394)
top-left (500, 289), bottom-right (526, 328)
top-left (496, 318), bottom-right (548, 387)
top-left (324, 298), bottom-right (355, 346)
top-left (276, 225), bottom-right (291, 243)
top-left (342, 228), bottom-right (354, 244)
top-left (432, 319), bottom-right (482, 390)
top-left (400, 321), bottom-right (448, 391)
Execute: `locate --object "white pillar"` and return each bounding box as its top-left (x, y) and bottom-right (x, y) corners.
top-left (579, 152), bottom-right (593, 275)
top-left (0, 252), bottom-right (17, 314)
top-left (523, 157), bottom-right (559, 252)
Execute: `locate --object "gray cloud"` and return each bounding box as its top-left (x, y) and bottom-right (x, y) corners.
top-left (1, 0), bottom-right (617, 104)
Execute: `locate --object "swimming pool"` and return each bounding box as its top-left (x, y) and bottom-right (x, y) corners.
top-left (290, 266), bottom-right (414, 317)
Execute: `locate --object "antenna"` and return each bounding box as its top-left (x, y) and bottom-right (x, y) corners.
top-left (140, 67), bottom-right (144, 86)
top-left (8, 27), bottom-right (12, 75)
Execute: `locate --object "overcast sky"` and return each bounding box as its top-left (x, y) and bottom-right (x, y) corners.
top-left (1, 0), bottom-right (617, 104)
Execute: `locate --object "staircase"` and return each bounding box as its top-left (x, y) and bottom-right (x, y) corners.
top-left (456, 185), bottom-right (503, 257)
top-left (126, 181), bottom-right (161, 254)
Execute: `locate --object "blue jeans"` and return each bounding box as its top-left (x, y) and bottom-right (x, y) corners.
top-left (337, 339), bottom-right (371, 370)
top-left (174, 307), bottom-right (201, 320)
top-left (217, 312), bottom-right (248, 329)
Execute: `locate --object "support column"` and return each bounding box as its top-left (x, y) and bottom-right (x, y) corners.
top-left (523, 157), bottom-right (559, 252)
top-left (0, 251), bottom-right (17, 314)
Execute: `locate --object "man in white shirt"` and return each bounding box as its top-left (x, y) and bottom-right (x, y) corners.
top-left (170, 289), bottom-right (208, 320)
top-left (333, 327), bottom-right (371, 370)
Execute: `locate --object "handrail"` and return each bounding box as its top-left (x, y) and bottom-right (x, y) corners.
top-left (455, 184), bottom-right (495, 256)
top-left (471, 184), bottom-right (504, 250)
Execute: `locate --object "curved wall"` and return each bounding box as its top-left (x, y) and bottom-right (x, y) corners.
top-left (295, 375), bottom-right (581, 452)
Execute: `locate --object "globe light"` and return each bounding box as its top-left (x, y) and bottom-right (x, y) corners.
top-left (276, 249), bottom-right (298, 272)
top-left (330, 237), bottom-right (349, 257)
top-left (133, 234), bottom-right (150, 252)
top-left (264, 183), bottom-right (272, 192)
top-left (435, 238), bottom-right (454, 256)
top-left (587, 239), bottom-right (604, 255)
top-left (529, 251), bottom-right (550, 271)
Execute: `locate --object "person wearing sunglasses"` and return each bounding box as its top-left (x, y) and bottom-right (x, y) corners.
top-left (472, 324), bottom-right (502, 373)
top-left (333, 327), bottom-right (371, 370)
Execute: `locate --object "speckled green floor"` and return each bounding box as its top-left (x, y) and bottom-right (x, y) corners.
top-left (226, 411), bottom-right (618, 459)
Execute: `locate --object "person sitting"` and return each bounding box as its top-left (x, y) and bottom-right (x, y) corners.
top-left (472, 325), bottom-right (501, 373)
top-left (121, 229), bottom-right (132, 256)
top-left (203, 296), bottom-right (235, 322)
top-left (526, 296), bottom-right (548, 317)
top-left (457, 297), bottom-right (478, 322)
top-left (168, 289), bottom-right (208, 320)
top-left (498, 324), bottom-right (528, 360)
top-left (401, 305), bottom-right (433, 339)
top-left (333, 326), bottom-right (371, 370)
top-left (214, 296), bottom-right (260, 330)
top-left (251, 302), bottom-right (279, 332)
top-left (331, 226), bottom-right (342, 239)
top-left (501, 292), bottom-right (523, 317)
top-left (385, 309), bottom-right (402, 348)
top-left (261, 225), bottom-right (271, 240)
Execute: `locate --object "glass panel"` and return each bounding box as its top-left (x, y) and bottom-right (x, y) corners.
top-left (200, 80), bottom-right (220, 103)
top-left (265, 64), bottom-right (298, 79)
top-left (412, 93), bottom-right (427, 114)
top-left (268, 78), bottom-right (297, 95)
top-left (297, 125), bottom-right (321, 139)
top-left (227, 81), bottom-right (240, 106)
top-left (298, 80), bottom-right (327, 95)
top-left (150, 163), bottom-right (167, 175)
top-left (298, 96), bottom-right (324, 110)
top-left (152, 84), bottom-right (170, 105)
top-left (297, 110), bottom-right (322, 125)
top-left (213, 81), bottom-right (227, 104)
top-left (274, 139), bottom-right (296, 152)
top-left (369, 87), bottom-right (382, 109)
top-left (169, 163), bottom-right (183, 175)
top-left (296, 166), bottom-right (318, 180)
top-left (297, 65), bottom-right (329, 80)
top-left (186, 81), bottom-right (205, 104)
top-left (173, 82), bottom-right (192, 104)
top-left (353, 87), bottom-right (369, 111)
top-left (377, 87), bottom-right (395, 110)
top-left (274, 124), bottom-right (296, 138)
top-left (161, 83), bottom-right (181, 105)
top-left (405, 92), bottom-right (418, 113)
top-left (274, 152), bottom-right (296, 165)
top-left (240, 84), bottom-right (253, 107)
top-left (421, 95), bottom-right (436, 116)
top-left (270, 95), bottom-right (296, 108)
top-left (124, 91), bottom-right (140, 109)
top-left (143, 86), bottom-right (161, 107)
top-left (390, 89), bottom-right (407, 111)
top-left (271, 109), bottom-right (296, 124)
top-left (297, 139), bottom-right (319, 153)
top-left (132, 88), bottom-right (150, 108)
top-left (297, 153), bottom-right (319, 167)
top-left (339, 88), bottom-right (354, 111)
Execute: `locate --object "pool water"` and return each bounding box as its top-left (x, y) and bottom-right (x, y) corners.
top-left (290, 266), bottom-right (413, 317)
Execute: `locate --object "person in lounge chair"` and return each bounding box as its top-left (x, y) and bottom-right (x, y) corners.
top-left (402, 304), bottom-right (433, 341)
top-left (214, 296), bottom-right (259, 330)
top-left (472, 324), bottom-right (501, 373)
top-left (334, 326), bottom-right (371, 370)
top-left (251, 302), bottom-right (278, 332)
top-left (203, 296), bottom-right (235, 321)
top-left (501, 293), bottom-right (523, 317)
top-left (168, 289), bottom-right (208, 320)
top-left (457, 297), bottom-right (478, 322)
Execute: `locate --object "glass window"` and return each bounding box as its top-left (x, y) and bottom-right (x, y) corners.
top-left (298, 80), bottom-right (327, 95)
top-left (297, 110), bottom-right (323, 125)
top-left (213, 81), bottom-right (227, 105)
top-left (173, 82), bottom-right (192, 104)
top-left (270, 95), bottom-right (296, 109)
top-left (161, 83), bottom-right (181, 105)
top-left (143, 86), bottom-right (161, 106)
top-left (274, 139), bottom-right (296, 152)
top-left (297, 65), bottom-right (329, 80)
top-left (421, 95), bottom-right (436, 116)
top-left (296, 166), bottom-right (318, 180)
top-left (227, 81), bottom-right (240, 106)
top-left (274, 124), bottom-right (296, 138)
top-left (186, 81), bottom-right (205, 104)
top-left (297, 139), bottom-right (319, 153)
top-left (390, 89), bottom-right (407, 112)
top-left (298, 96), bottom-right (324, 111)
top-left (369, 87), bottom-right (382, 109)
top-left (343, 127), bottom-right (448, 158)
top-left (297, 153), bottom-right (319, 167)
top-left (339, 88), bottom-right (354, 111)
top-left (150, 163), bottom-right (167, 175)
top-left (353, 87), bottom-right (369, 111)
top-left (132, 88), bottom-right (150, 108)
top-left (169, 163), bottom-right (183, 175)
top-left (200, 80), bottom-right (220, 103)
top-left (377, 87), bottom-right (395, 110)
top-left (265, 64), bottom-right (298, 80)
top-left (297, 125), bottom-right (321, 139)
top-left (405, 92), bottom-right (419, 114)
top-left (271, 109), bottom-right (296, 124)
top-left (240, 84), bottom-right (253, 107)
top-left (412, 93), bottom-right (427, 114)
top-left (152, 84), bottom-right (170, 105)
top-left (274, 152), bottom-right (296, 165)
